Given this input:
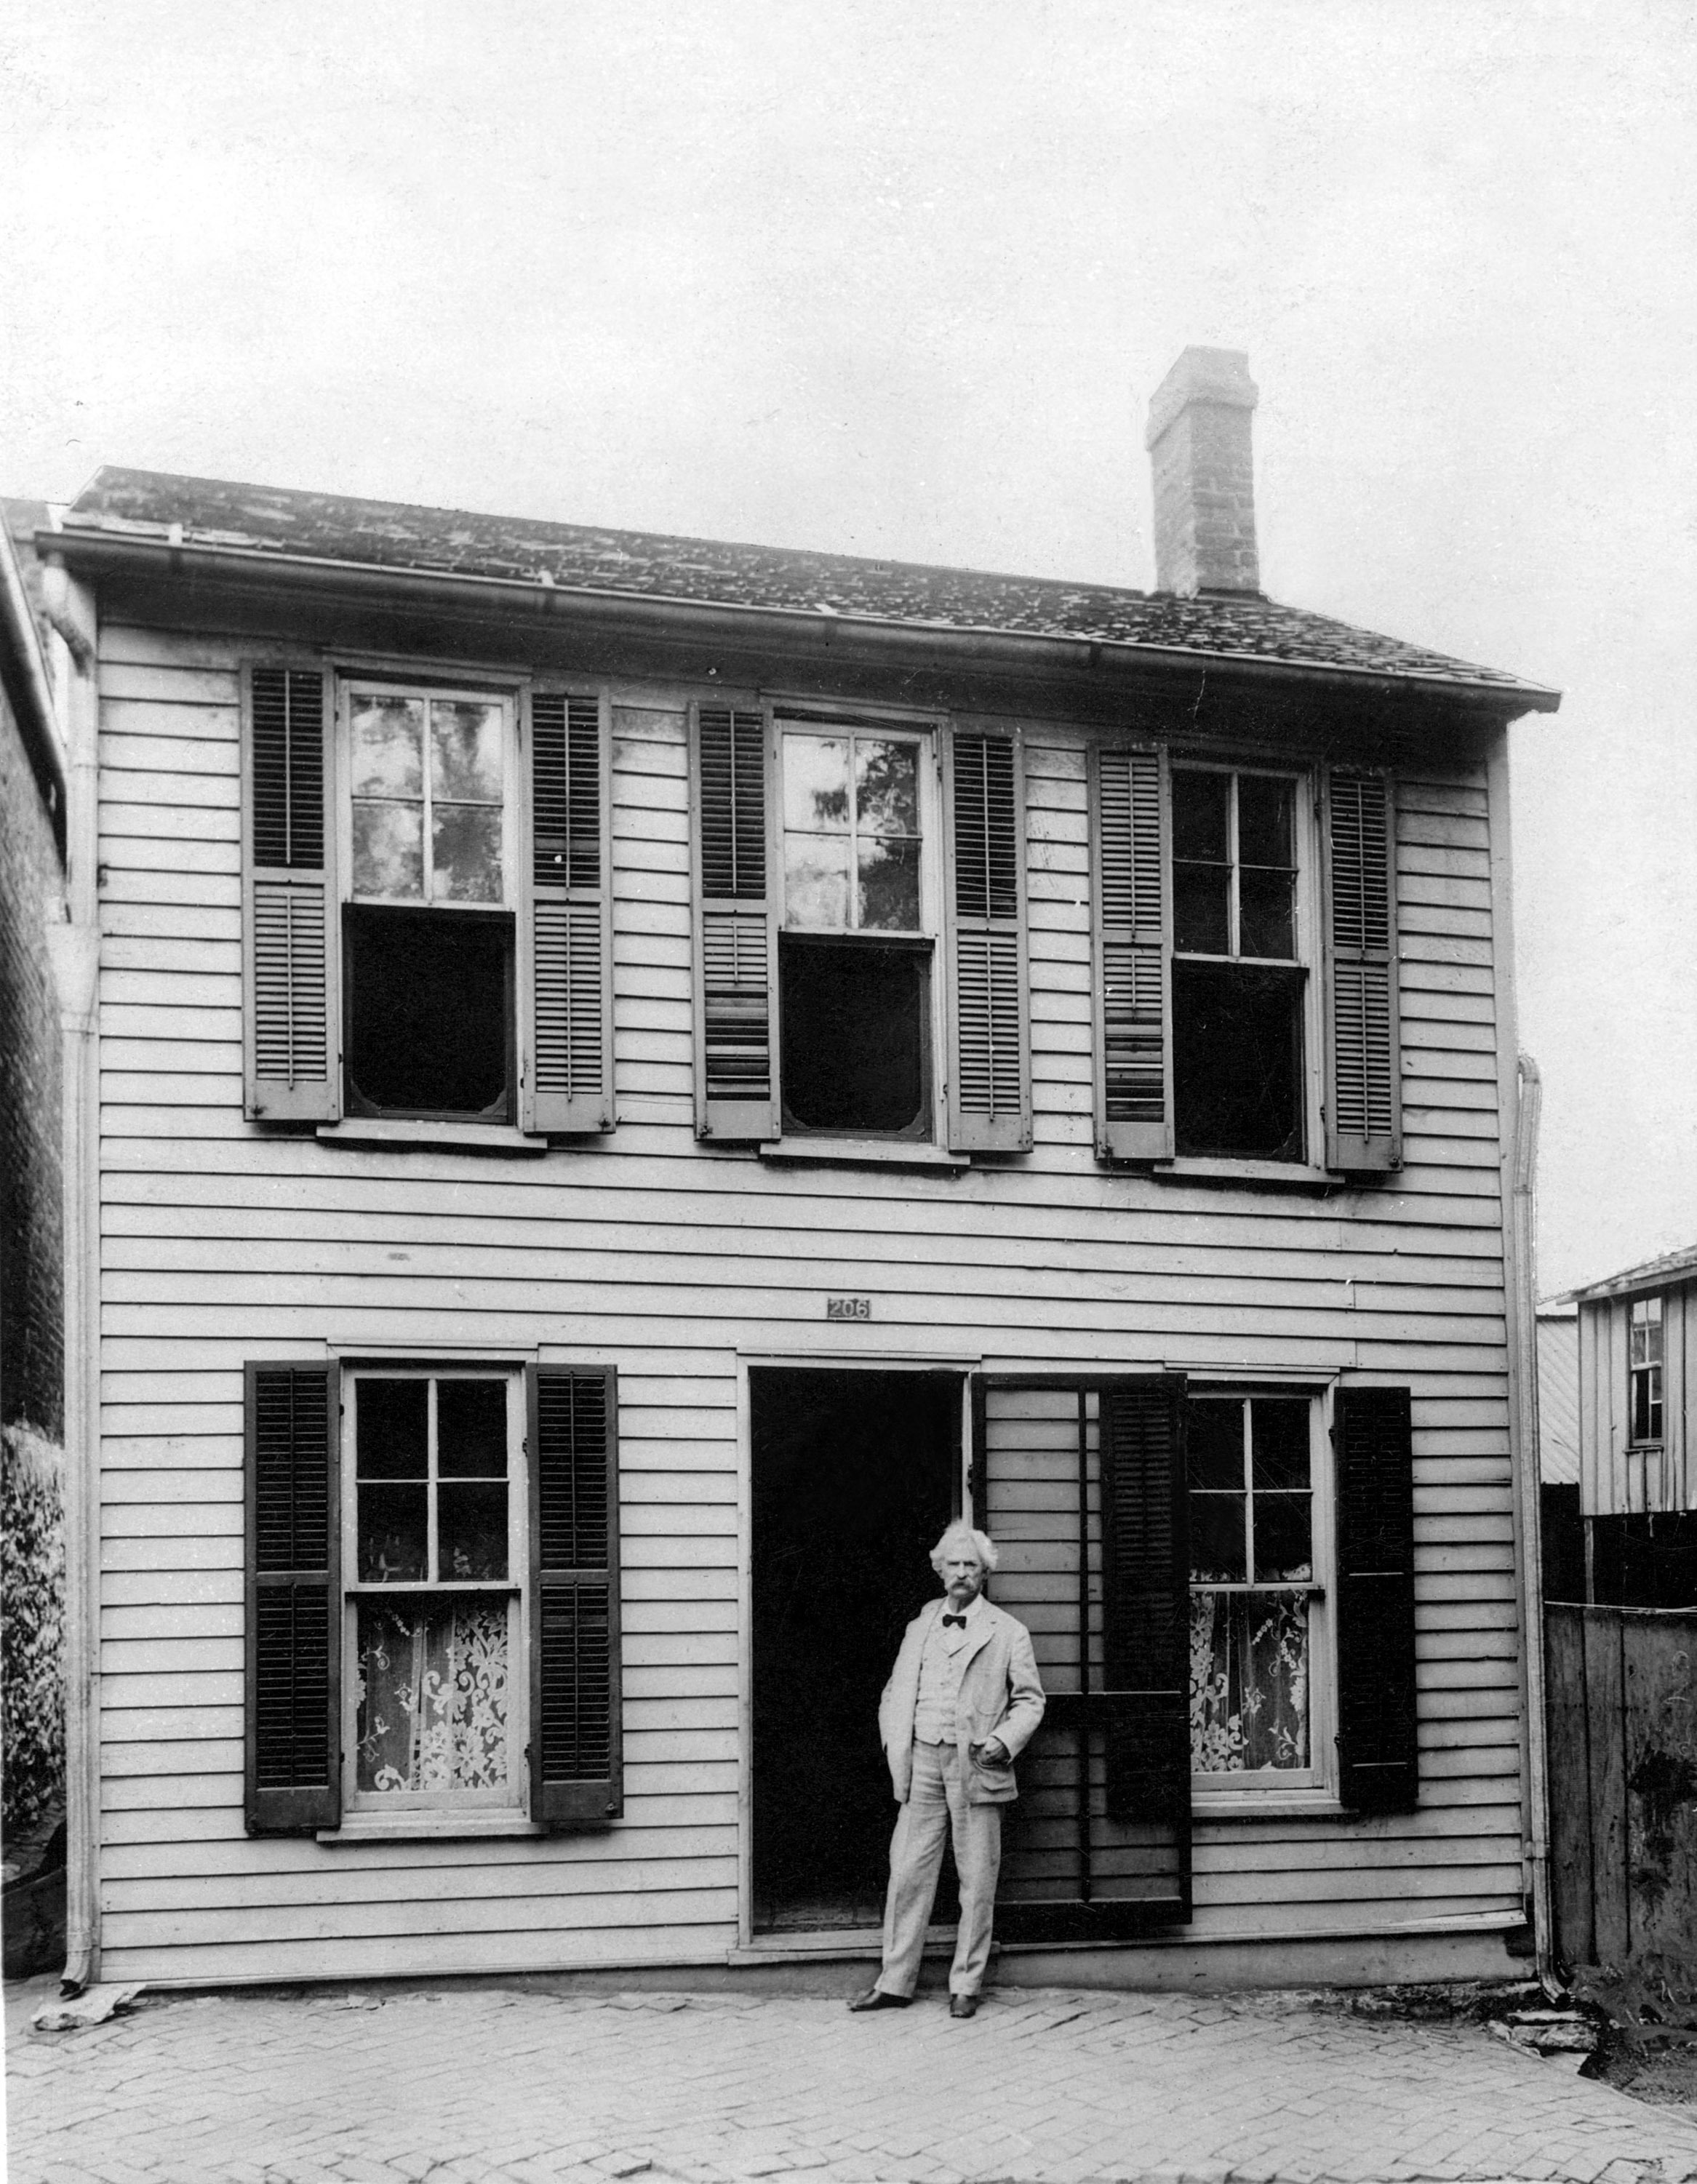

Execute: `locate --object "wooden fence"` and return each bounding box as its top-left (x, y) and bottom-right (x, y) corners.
top-left (1545, 1604), bottom-right (1697, 1975)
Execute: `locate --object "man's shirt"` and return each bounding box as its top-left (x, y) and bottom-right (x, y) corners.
top-left (913, 1592), bottom-right (986, 1745)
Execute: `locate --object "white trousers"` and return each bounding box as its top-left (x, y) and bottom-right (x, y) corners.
top-left (874, 1738), bottom-right (1002, 1999)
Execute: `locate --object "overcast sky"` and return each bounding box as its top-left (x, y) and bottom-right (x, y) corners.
top-left (5, 0), bottom-right (1693, 1296)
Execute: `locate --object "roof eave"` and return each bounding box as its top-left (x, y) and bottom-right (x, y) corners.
top-left (1559, 1244), bottom-right (1697, 1307)
top-left (39, 526), bottom-right (1563, 714)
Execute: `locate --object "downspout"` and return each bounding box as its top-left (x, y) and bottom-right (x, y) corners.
top-left (41, 558), bottom-right (100, 1994)
top-left (1512, 1052), bottom-right (1558, 1998)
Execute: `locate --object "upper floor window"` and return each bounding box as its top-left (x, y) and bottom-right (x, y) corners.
top-left (241, 665), bottom-right (613, 1137)
top-left (1170, 766), bottom-right (1306, 1163)
top-left (1629, 1296), bottom-right (1664, 1444)
top-left (778, 724), bottom-right (935, 1139)
top-left (342, 682), bottom-right (518, 1124)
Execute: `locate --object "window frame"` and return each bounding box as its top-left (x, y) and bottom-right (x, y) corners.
top-left (1629, 1294), bottom-right (1665, 1448)
top-left (772, 703), bottom-right (948, 1148)
top-left (338, 1364), bottom-right (531, 1823)
top-left (1184, 1380), bottom-right (1336, 1805)
top-left (1167, 759), bottom-right (1322, 1169)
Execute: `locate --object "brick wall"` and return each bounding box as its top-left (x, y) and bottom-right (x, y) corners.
top-left (0, 683), bottom-right (64, 1439)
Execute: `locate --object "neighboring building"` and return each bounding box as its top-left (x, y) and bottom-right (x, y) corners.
top-left (1, 499), bottom-right (69, 1844)
top-left (39, 347), bottom-right (1563, 1994)
top-left (1565, 1247), bottom-right (1697, 1607)
top-left (1536, 1303), bottom-right (1584, 1601)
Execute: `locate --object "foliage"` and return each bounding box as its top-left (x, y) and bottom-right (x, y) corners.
top-left (2, 1422), bottom-right (65, 1836)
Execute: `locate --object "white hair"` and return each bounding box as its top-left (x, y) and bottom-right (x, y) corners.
top-left (930, 1522), bottom-right (999, 1575)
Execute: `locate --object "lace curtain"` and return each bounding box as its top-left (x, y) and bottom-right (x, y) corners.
top-left (1189, 1590), bottom-right (1309, 1772)
top-left (356, 1599), bottom-right (511, 1796)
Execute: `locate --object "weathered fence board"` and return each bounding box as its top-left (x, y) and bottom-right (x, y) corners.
top-left (1546, 1604), bottom-right (1697, 1978)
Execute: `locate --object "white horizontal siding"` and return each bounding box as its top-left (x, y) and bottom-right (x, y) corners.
top-left (92, 622), bottom-right (1525, 1985)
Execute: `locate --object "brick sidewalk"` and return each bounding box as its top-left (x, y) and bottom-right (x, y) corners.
top-left (8, 1977), bottom-right (1697, 2184)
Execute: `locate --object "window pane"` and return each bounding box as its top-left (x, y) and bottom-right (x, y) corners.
top-left (1173, 961), bottom-right (1304, 1161)
top-left (351, 695), bottom-right (424, 799)
top-left (1173, 862), bottom-right (1231, 955)
top-left (1251, 1399), bottom-right (1311, 1489)
top-left (431, 700), bottom-right (503, 804)
top-left (780, 938), bottom-right (928, 1135)
top-left (855, 739), bottom-right (919, 836)
top-left (431, 804), bottom-right (504, 903)
top-left (1189, 1592), bottom-right (1309, 1771)
top-left (858, 836), bottom-right (921, 930)
top-left (355, 1599), bottom-right (511, 1795)
top-left (1238, 867), bottom-right (1295, 959)
top-left (1253, 1492), bottom-right (1313, 1583)
top-left (359, 1481), bottom-right (428, 1582)
top-left (437, 1380), bottom-right (508, 1477)
top-left (1189, 1491), bottom-right (1247, 1581)
top-left (357, 1379), bottom-right (428, 1479)
top-left (1237, 776), bottom-right (1294, 869)
top-left (352, 801), bottom-right (424, 899)
top-left (783, 834), bottom-right (851, 929)
top-left (437, 1483), bottom-right (508, 1580)
top-left (344, 908), bottom-right (512, 1119)
top-left (783, 735), bottom-right (850, 831)
top-left (1172, 770), bottom-right (1229, 863)
top-left (1186, 1401), bottom-right (1245, 1491)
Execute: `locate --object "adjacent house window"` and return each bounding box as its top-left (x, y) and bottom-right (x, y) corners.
top-left (779, 724), bottom-right (933, 1137)
top-left (343, 684), bottom-right (517, 1122)
top-left (345, 1369), bottom-right (527, 1812)
top-left (1629, 1297), bottom-right (1664, 1444)
top-left (1187, 1391), bottom-right (1328, 1787)
top-left (1170, 767), bottom-right (1306, 1161)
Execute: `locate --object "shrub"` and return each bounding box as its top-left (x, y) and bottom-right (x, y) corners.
top-left (2, 1421), bottom-right (65, 1836)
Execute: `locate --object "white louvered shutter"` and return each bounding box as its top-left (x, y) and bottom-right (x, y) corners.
top-left (243, 665), bottom-right (338, 1121)
top-left (527, 692), bottom-right (613, 1133)
top-left (946, 730), bottom-right (1031, 1153)
top-left (690, 703), bottom-right (778, 1140)
top-left (1324, 769), bottom-right (1401, 1173)
top-left (1092, 743), bottom-right (1172, 1159)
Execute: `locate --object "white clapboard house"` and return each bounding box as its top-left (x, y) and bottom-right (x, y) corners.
top-left (42, 348), bottom-right (1563, 1991)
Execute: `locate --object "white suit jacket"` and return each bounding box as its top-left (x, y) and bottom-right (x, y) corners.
top-left (877, 1596), bottom-right (1046, 1805)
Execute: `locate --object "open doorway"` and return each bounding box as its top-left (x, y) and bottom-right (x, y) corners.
top-left (751, 1367), bottom-right (960, 1933)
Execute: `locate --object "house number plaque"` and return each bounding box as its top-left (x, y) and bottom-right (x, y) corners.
top-left (826, 1296), bottom-right (872, 1320)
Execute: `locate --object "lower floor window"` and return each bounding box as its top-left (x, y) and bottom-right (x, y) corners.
top-left (1186, 1391), bottom-right (1327, 1785)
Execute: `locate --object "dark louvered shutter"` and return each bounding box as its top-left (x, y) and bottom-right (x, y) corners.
top-left (1324, 770), bottom-right (1400, 1173)
top-left (946, 731), bottom-right (1030, 1151)
top-left (529, 1364), bottom-right (622, 1825)
top-left (243, 666), bottom-right (338, 1122)
top-left (690, 703), bottom-right (777, 1140)
top-left (1334, 1385), bottom-right (1418, 1812)
top-left (1092, 743), bottom-right (1171, 1159)
top-left (245, 1364), bottom-right (340, 1833)
top-left (528, 692), bottom-right (612, 1132)
top-left (1098, 1378), bottom-right (1191, 1844)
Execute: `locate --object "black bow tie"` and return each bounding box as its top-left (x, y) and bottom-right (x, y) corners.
top-left (942, 1613), bottom-right (968, 1628)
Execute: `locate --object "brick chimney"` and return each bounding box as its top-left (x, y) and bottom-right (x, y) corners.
top-left (1144, 347), bottom-right (1260, 595)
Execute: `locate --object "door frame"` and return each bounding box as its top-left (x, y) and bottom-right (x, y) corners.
top-left (735, 1349), bottom-right (980, 1952)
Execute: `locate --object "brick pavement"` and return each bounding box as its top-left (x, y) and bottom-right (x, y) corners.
top-left (8, 1975), bottom-right (1697, 2184)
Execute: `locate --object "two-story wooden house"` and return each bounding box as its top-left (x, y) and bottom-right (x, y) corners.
top-left (41, 347), bottom-right (1563, 1993)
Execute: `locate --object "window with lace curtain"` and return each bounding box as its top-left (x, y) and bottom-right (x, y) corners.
top-left (1186, 1391), bottom-right (1332, 1792)
top-left (343, 1369), bottom-right (527, 1812)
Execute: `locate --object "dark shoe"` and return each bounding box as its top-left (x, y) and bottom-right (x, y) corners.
top-left (847, 1988), bottom-right (911, 2012)
top-left (949, 1993), bottom-right (980, 2020)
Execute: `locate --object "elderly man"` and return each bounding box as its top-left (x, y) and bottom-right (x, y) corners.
top-left (849, 1522), bottom-right (1045, 2020)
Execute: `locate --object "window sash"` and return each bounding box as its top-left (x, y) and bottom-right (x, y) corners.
top-left (1171, 763), bottom-right (1301, 967)
top-left (778, 724), bottom-right (930, 938)
top-left (340, 681), bottom-right (519, 913)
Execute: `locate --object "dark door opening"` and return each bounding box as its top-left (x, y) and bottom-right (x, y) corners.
top-left (751, 1367), bottom-right (959, 1933)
